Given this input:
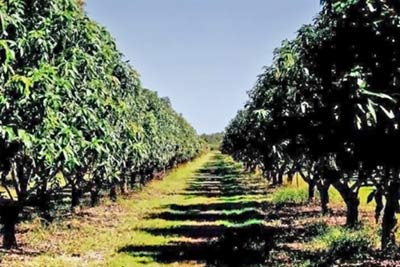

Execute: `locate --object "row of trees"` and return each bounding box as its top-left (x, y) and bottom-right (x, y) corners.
top-left (200, 132), bottom-right (224, 150)
top-left (222, 0), bottom-right (400, 251)
top-left (0, 0), bottom-right (203, 248)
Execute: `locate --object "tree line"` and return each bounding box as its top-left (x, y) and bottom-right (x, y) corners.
top-left (200, 132), bottom-right (224, 150)
top-left (0, 0), bottom-right (203, 248)
top-left (222, 0), bottom-right (400, 251)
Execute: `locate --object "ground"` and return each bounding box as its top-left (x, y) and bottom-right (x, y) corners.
top-left (1, 152), bottom-right (400, 267)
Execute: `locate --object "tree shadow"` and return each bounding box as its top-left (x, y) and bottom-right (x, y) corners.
top-left (183, 166), bottom-right (267, 198)
top-left (166, 201), bottom-right (268, 212)
top-left (119, 154), bottom-right (336, 266)
top-left (118, 155), bottom-right (275, 266)
top-left (0, 247), bottom-right (43, 257)
top-left (119, 224), bottom-right (277, 267)
top-left (146, 208), bottom-right (266, 223)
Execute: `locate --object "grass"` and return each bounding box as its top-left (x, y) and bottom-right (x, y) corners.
top-left (302, 225), bottom-right (374, 266)
top-left (2, 152), bottom-right (271, 267)
top-left (265, 174), bottom-right (390, 266)
top-left (307, 226), bottom-right (374, 251)
top-left (4, 153), bottom-right (393, 267)
top-left (3, 153), bottom-right (212, 267)
top-left (281, 174), bottom-right (375, 211)
top-left (271, 186), bottom-right (308, 205)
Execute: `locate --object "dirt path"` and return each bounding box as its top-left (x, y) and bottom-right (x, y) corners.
top-left (1, 152), bottom-right (273, 267)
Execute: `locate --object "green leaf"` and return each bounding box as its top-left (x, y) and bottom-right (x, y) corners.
top-left (357, 78), bottom-right (367, 89)
top-left (367, 99), bottom-right (377, 123)
top-left (379, 106), bottom-right (395, 120)
top-left (17, 129), bottom-right (33, 148)
top-left (360, 89), bottom-right (396, 103)
top-left (254, 109), bottom-right (268, 119)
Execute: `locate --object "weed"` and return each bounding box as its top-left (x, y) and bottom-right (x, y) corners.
top-left (271, 187), bottom-right (308, 205)
top-left (307, 226), bottom-right (373, 266)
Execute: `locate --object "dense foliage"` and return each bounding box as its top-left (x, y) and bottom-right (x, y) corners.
top-left (200, 132), bottom-right (224, 150)
top-left (223, 0), bottom-right (400, 250)
top-left (0, 0), bottom-right (202, 248)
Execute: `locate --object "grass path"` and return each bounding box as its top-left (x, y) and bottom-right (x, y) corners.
top-left (1, 152), bottom-right (271, 267)
top-left (4, 151), bottom-right (397, 266)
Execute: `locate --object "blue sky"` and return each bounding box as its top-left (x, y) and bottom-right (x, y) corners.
top-left (85, 1), bottom-right (321, 134)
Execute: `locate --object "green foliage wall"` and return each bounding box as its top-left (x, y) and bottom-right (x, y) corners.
top-left (222, 0), bottom-right (400, 250)
top-left (0, 0), bottom-right (202, 224)
top-left (200, 132), bottom-right (224, 150)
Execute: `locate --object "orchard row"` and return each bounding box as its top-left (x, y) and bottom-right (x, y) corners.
top-left (223, 0), bottom-right (400, 251)
top-left (0, 0), bottom-right (203, 248)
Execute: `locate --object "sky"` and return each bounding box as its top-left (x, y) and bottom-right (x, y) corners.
top-left (85, 0), bottom-right (322, 134)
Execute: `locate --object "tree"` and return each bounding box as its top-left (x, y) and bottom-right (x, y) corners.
top-left (223, 0), bottom-right (400, 250)
top-left (0, 0), bottom-right (202, 248)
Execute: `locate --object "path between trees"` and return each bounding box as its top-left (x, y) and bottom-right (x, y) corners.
top-left (0, 152), bottom-right (275, 267)
top-left (2, 152), bottom-right (388, 267)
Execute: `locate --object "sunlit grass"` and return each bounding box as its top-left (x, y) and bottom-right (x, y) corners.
top-left (282, 174), bottom-right (375, 211)
top-left (306, 225), bottom-right (374, 250)
top-left (271, 186), bottom-right (309, 205)
top-left (302, 225), bottom-right (376, 266)
top-left (6, 153), bottom-right (213, 267)
top-left (5, 151), bottom-right (271, 267)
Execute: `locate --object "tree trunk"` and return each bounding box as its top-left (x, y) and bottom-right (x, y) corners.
top-left (299, 172), bottom-right (315, 202)
top-left (345, 196), bottom-right (360, 228)
top-left (332, 181), bottom-right (360, 227)
top-left (90, 187), bottom-right (100, 207)
top-left (277, 163), bottom-right (286, 185)
top-left (71, 186), bottom-right (81, 210)
top-left (317, 181), bottom-right (330, 215)
top-left (120, 179), bottom-right (127, 195)
top-left (38, 197), bottom-right (52, 224)
top-left (109, 184), bottom-right (117, 202)
top-left (375, 189), bottom-right (383, 224)
top-left (308, 180), bottom-right (316, 202)
top-left (277, 171), bottom-right (284, 185)
top-left (287, 172), bottom-right (294, 184)
top-left (140, 174), bottom-right (147, 187)
top-left (382, 180), bottom-right (399, 250)
top-left (38, 181), bottom-right (52, 224)
top-left (130, 173), bottom-right (137, 189)
top-left (3, 219), bottom-right (17, 249)
top-left (271, 172), bottom-right (278, 185)
top-left (0, 201), bottom-right (20, 249)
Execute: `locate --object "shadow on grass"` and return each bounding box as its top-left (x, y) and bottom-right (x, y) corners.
top-left (118, 154), bottom-right (275, 266)
top-left (166, 201), bottom-right (268, 212)
top-left (146, 208), bottom-right (266, 223)
top-left (0, 247), bottom-right (43, 257)
top-left (119, 224), bottom-right (276, 267)
top-left (119, 154), bottom-right (373, 266)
